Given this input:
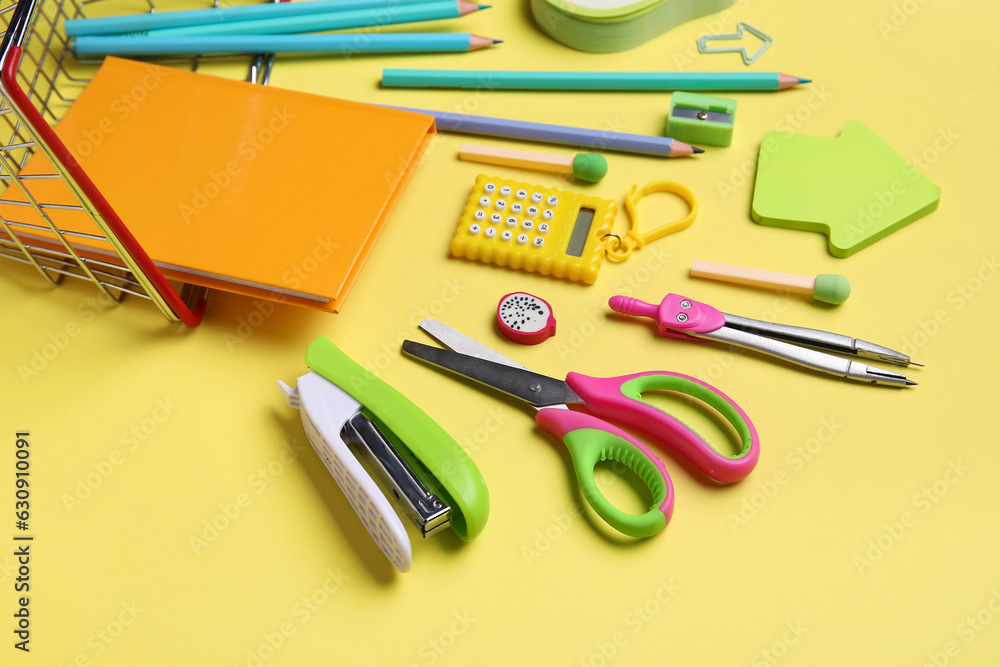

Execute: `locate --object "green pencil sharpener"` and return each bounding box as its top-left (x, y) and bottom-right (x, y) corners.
top-left (666, 92), bottom-right (737, 148)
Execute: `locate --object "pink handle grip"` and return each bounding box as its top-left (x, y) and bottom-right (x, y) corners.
top-left (565, 371), bottom-right (759, 483)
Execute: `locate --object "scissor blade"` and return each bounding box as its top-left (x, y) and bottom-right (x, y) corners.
top-left (418, 319), bottom-right (527, 370)
top-left (401, 340), bottom-right (580, 408)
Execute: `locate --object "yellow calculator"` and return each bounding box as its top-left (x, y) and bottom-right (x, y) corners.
top-left (450, 174), bottom-right (618, 285)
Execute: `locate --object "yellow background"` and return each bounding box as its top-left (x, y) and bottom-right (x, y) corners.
top-left (3, 0), bottom-right (999, 665)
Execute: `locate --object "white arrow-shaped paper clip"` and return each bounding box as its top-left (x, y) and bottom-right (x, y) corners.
top-left (697, 22), bottom-right (773, 66)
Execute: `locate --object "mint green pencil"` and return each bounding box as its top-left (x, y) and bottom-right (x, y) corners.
top-left (148, 1), bottom-right (488, 37)
top-left (65, 0), bottom-right (440, 37)
top-left (381, 70), bottom-right (811, 91)
top-left (72, 33), bottom-right (501, 57)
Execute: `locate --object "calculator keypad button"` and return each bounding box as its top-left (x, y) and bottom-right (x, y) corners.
top-left (500, 186), bottom-right (512, 196)
top-left (511, 202), bottom-right (523, 214)
top-left (495, 199), bottom-right (507, 210)
top-left (505, 216), bottom-right (518, 227)
top-left (542, 209), bottom-right (554, 221)
top-left (526, 206), bottom-right (538, 217)
top-left (546, 195), bottom-right (559, 206)
top-left (516, 233), bottom-right (529, 245)
top-left (474, 210), bottom-right (486, 221)
top-left (532, 237), bottom-right (545, 248)
top-left (521, 220), bottom-right (533, 231)
top-left (537, 223), bottom-right (550, 234)
top-left (490, 212), bottom-right (503, 224)
top-left (515, 189), bottom-right (527, 200)
top-left (478, 196), bottom-right (491, 207)
top-left (500, 230), bottom-right (513, 241)
top-left (469, 223), bottom-right (481, 234)
top-left (484, 183), bottom-right (496, 194)
top-left (484, 227), bottom-right (497, 239)
top-left (531, 192), bottom-right (543, 203)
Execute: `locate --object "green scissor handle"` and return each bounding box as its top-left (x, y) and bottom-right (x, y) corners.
top-left (535, 408), bottom-right (671, 538)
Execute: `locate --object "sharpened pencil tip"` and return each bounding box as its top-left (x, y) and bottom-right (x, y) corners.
top-left (905, 379), bottom-right (918, 386)
top-left (493, 39), bottom-right (503, 44)
top-left (798, 78), bottom-right (812, 84)
top-left (692, 146), bottom-right (705, 154)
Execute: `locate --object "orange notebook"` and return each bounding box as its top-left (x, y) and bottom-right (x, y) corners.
top-left (0, 57), bottom-right (435, 312)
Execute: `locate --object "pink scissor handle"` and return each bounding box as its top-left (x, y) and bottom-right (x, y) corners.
top-left (535, 408), bottom-right (673, 538)
top-left (565, 371), bottom-right (759, 483)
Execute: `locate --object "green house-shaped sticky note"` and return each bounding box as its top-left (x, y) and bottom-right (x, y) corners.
top-left (751, 121), bottom-right (941, 257)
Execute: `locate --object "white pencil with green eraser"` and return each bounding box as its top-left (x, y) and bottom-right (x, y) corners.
top-left (458, 143), bottom-right (608, 182)
top-left (690, 260), bottom-right (851, 305)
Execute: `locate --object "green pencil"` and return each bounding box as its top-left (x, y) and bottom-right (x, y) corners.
top-left (381, 70), bottom-right (812, 92)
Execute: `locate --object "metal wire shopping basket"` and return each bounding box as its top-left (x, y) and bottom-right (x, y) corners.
top-left (0, 0), bottom-right (276, 326)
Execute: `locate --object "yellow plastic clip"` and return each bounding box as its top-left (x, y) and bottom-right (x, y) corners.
top-left (603, 181), bottom-right (698, 262)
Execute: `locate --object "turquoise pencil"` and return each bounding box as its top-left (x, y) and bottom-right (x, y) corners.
top-left (147, 1), bottom-right (489, 37)
top-left (381, 70), bottom-right (812, 91)
top-left (72, 33), bottom-right (501, 57)
top-left (65, 0), bottom-right (440, 37)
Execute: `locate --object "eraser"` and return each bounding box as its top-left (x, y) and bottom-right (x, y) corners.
top-left (813, 274), bottom-right (851, 305)
top-left (571, 153), bottom-right (608, 182)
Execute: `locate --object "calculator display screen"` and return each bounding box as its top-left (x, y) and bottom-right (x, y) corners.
top-left (565, 207), bottom-right (595, 257)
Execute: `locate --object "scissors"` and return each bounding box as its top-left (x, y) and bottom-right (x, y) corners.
top-left (401, 319), bottom-right (760, 539)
